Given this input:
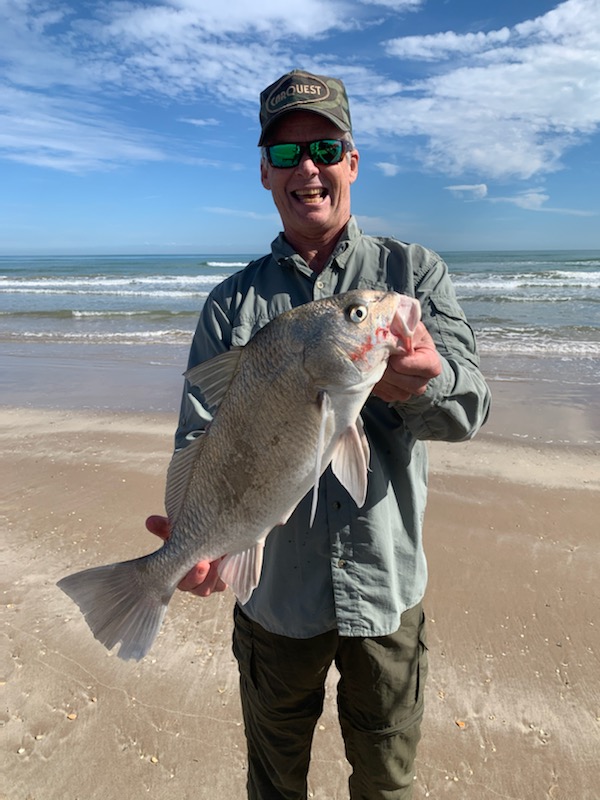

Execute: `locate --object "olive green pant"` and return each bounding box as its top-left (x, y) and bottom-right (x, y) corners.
top-left (232, 603), bottom-right (428, 800)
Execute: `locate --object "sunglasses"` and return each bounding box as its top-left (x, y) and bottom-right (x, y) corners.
top-left (264, 139), bottom-right (352, 168)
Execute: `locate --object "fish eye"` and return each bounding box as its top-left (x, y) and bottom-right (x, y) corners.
top-left (347, 304), bottom-right (369, 323)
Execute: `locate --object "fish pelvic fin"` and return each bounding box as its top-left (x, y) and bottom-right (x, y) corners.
top-left (310, 390), bottom-right (332, 526)
top-left (218, 539), bottom-right (266, 605)
top-left (331, 416), bottom-right (370, 508)
top-left (57, 557), bottom-right (173, 661)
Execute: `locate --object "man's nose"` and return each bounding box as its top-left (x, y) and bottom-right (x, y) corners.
top-left (295, 152), bottom-right (319, 175)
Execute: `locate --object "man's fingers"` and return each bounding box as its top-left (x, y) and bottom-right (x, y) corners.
top-left (178, 561), bottom-right (212, 592)
top-left (146, 516), bottom-right (227, 596)
top-left (179, 560), bottom-right (227, 596)
top-left (145, 514), bottom-right (170, 540)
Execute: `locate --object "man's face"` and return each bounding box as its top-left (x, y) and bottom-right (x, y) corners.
top-left (260, 111), bottom-right (359, 245)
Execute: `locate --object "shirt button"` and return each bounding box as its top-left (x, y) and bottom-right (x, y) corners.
top-left (332, 501), bottom-right (341, 510)
top-left (338, 559), bottom-right (346, 568)
top-left (316, 280), bottom-right (324, 289)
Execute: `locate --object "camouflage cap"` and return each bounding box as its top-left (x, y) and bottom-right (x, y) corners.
top-left (258, 69), bottom-right (352, 145)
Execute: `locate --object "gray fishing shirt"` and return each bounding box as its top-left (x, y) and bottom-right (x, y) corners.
top-left (175, 217), bottom-right (491, 638)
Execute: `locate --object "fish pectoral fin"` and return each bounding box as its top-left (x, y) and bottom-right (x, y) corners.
top-left (185, 349), bottom-right (243, 412)
top-left (331, 418), bottom-right (370, 508)
top-left (217, 539), bottom-right (267, 605)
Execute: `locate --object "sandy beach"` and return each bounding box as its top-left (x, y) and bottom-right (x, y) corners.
top-left (3, 359), bottom-right (599, 799)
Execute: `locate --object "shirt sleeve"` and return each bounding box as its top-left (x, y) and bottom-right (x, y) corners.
top-left (391, 252), bottom-right (492, 442)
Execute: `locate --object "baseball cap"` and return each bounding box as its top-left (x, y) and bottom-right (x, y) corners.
top-left (258, 69), bottom-right (352, 146)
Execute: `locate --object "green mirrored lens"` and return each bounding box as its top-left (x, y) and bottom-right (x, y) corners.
top-left (268, 143), bottom-right (301, 167)
top-left (266, 139), bottom-right (347, 168)
top-left (310, 139), bottom-right (344, 164)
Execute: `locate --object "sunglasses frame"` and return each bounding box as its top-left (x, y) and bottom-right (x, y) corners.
top-left (263, 138), bottom-right (352, 169)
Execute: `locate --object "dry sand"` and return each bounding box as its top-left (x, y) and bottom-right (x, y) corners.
top-left (2, 405), bottom-right (599, 800)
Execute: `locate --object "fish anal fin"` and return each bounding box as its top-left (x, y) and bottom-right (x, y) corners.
top-left (218, 539), bottom-right (267, 605)
top-left (331, 417), bottom-right (370, 508)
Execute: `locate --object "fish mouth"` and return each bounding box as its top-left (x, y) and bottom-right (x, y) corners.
top-left (389, 295), bottom-right (421, 353)
top-left (292, 187), bottom-right (328, 205)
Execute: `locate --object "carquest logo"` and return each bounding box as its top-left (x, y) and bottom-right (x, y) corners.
top-left (266, 76), bottom-right (331, 113)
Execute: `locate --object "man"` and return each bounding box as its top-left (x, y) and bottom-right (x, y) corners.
top-left (147, 69), bottom-right (491, 799)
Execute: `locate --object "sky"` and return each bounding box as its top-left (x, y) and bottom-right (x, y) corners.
top-left (0, 0), bottom-right (599, 255)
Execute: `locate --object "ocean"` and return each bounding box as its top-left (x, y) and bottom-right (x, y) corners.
top-left (1, 250), bottom-right (599, 437)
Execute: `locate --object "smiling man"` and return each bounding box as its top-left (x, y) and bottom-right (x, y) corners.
top-left (260, 120), bottom-right (358, 272)
top-left (147, 69), bottom-right (491, 799)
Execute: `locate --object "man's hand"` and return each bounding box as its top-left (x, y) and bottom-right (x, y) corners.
top-left (145, 515), bottom-right (227, 597)
top-left (374, 322), bottom-right (443, 403)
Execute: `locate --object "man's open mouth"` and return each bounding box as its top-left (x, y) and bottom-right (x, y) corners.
top-left (292, 188), bottom-right (328, 204)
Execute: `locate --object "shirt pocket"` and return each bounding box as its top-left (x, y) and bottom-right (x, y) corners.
top-left (355, 275), bottom-right (419, 299)
top-left (424, 295), bottom-right (478, 359)
top-left (230, 313), bottom-right (274, 347)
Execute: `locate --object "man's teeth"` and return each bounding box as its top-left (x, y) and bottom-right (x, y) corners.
top-left (295, 189), bottom-right (325, 203)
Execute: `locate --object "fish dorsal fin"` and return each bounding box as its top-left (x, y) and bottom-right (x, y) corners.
top-left (309, 391), bottom-right (332, 526)
top-left (165, 436), bottom-right (206, 525)
top-left (217, 538), bottom-right (267, 605)
top-left (331, 415), bottom-right (370, 508)
top-left (184, 348), bottom-right (243, 412)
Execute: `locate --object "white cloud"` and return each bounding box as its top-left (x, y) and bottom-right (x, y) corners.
top-left (386, 29), bottom-right (511, 60)
top-left (373, 0), bottom-right (600, 179)
top-left (503, 190), bottom-right (550, 210)
top-left (0, 86), bottom-right (166, 172)
top-left (180, 118), bottom-right (220, 127)
top-left (0, 0), bottom-right (598, 186)
top-left (375, 162), bottom-right (402, 177)
top-left (446, 184), bottom-right (488, 200)
top-left (202, 206), bottom-right (279, 221)
top-left (0, 84), bottom-right (246, 172)
top-left (102, 0), bottom-right (350, 39)
top-left (0, 1), bottom-right (352, 107)
top-left (358, 0), bottom-right (423, 9)
top-left (490, 190), bottom-right (596, 216)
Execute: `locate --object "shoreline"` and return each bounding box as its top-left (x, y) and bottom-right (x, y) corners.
top-left (2, 342), bottom-right (599, 445)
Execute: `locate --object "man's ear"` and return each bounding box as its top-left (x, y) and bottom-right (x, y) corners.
top-left (349, 149), bottom-right (359, 185)
top-left (260, 160), bottom-right (271, 190)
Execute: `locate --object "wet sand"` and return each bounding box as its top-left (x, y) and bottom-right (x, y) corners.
top-left (2, 360), bottom-right (599, 799)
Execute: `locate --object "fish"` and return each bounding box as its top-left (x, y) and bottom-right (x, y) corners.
top-left (58, 289), bottom-right (421, 661)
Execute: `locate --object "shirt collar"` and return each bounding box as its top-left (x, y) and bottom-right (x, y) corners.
top-left (271, 216), bottom-right (361, 271)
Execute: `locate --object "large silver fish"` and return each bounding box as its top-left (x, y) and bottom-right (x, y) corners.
top-left (58, 289), bottom-right (421, 660)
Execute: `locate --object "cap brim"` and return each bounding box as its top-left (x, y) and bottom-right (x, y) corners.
top-left (258, 108), bottom-right (351, 146)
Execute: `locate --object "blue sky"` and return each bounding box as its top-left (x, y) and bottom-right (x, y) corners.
top-left (1, 0), bottom-right (599, 254)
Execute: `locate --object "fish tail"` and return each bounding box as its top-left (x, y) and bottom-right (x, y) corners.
top-left (57, 556), bottom-right (174, 661)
